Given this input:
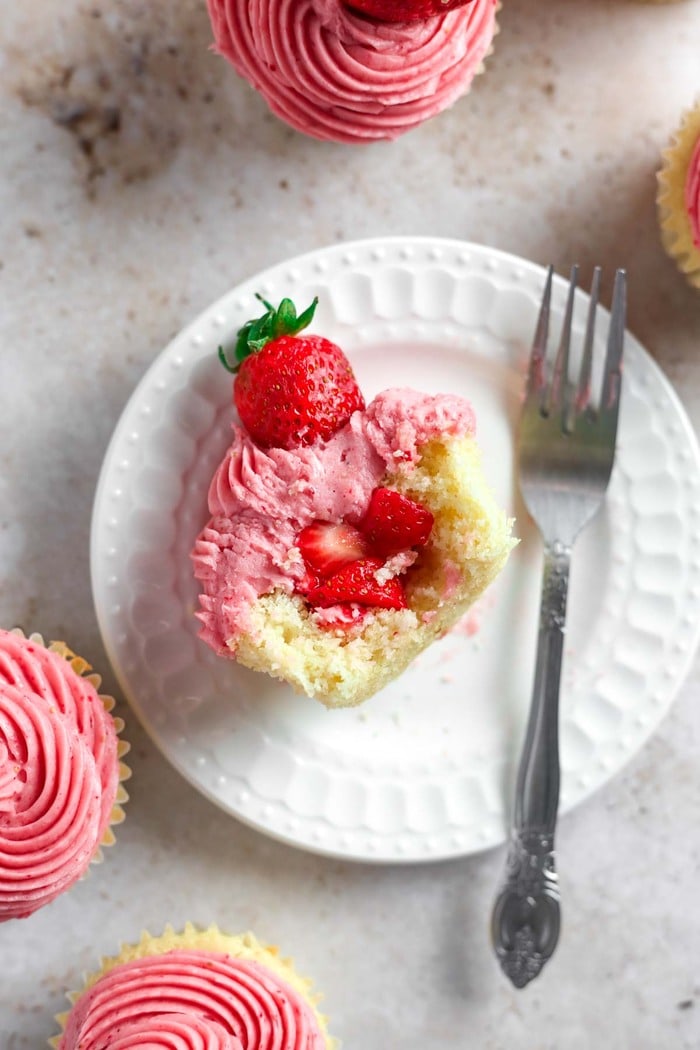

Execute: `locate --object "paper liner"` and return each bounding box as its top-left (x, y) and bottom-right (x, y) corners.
top-left (51, 923), bottom-right (336, 1049)
top-left (9, 628), bottom-right (131, 864)
top-left (657, 99), bottom-right (700, 289)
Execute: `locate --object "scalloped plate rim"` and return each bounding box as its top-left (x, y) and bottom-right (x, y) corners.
top-left (90, 236), bottom-right (700, 864)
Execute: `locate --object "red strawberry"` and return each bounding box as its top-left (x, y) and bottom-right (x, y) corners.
top-left (361, 487), bottom-right (434, 556)
top-left (219, 295), bottom-right (364, 450)
top-left (298, 520), bottom-right (374, 576)
top-left (306, 557), bottom-right (407, 609)
top-left (345, 0), bottom-right (473, 23)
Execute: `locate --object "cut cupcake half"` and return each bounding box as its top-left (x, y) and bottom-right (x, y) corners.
top-left (233, 431), bottom-right (514, 707)
top-left (192, 295), bottom-right (516, 709)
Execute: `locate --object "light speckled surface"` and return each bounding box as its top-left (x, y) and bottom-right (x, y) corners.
top-left (1, 2), bottom-right (700, 1048)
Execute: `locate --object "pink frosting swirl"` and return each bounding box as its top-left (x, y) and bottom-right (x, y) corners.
top-left (192, 387), bottom-right (475, 650)
top-left (89, 1013), bottom-right (243, 1049)
top-left (206, 0), bottom-right (497, 142)
top-left (685, 134), bottom-right (700, 249)
top-left (0, 631), bottom-right (118, 832)
top-left (0, 630), bottom-right (119, 920)
top-left (59, 949), bottom-right (325, 1050)
top-left (0, 683), bottom-right (102, 920)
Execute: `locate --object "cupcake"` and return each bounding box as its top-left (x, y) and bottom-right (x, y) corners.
top-left (191, 295), bottom-right (515, 707)
top-left (54, 924), bottom-right (334, 1049)
top-left (206, 0), bottom-right (498, 143)
top-left (657, 99), bottom-right (700, 289)
top-left (0, 629), bottom-right (130, 921)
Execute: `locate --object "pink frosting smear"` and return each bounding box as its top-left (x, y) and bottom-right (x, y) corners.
top-left (0, 630), bottom-right (119, 921)
top-left (192, 387), bottom-right (475, 652)
top-left (58, 949), bottom-right (325, 1050)
top-left (685, 134), bottom-right (700, 249)
top-left (206, 0), bottom-right (498, 143)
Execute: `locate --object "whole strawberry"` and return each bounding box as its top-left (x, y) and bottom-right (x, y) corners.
top-left (346, 0), bottom-right (473, 22)
top-left (219, 295), bottom-right (365, 450)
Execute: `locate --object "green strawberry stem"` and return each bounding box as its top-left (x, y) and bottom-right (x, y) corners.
top-left (218, 293), bottom-right (319, 374)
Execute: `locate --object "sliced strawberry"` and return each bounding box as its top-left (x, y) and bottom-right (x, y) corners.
top-left (306, 557), bottom-right (407, 609)
top-left (297, 521), bottom-right (374, 576)
top-left (360, 487), bottom-right (434, 556)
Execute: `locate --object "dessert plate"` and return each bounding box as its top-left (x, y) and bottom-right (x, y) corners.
top-left (91, 237), bottom-right (700, 863)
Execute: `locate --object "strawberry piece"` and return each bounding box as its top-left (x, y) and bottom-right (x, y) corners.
top-left (306, 557), bottom-right (407, 610)
top-left (298, 521), bottom-right (374, 576)
top-left (360, 487), bottom-right (434, 556)
top-left (220, 295), bottom-right (365, 450)
top-left (345, 0), bottom-right (473, 23)
top-left (295, 566), bottom-right (324, 598)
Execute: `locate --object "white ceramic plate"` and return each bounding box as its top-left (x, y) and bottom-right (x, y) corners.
top-left (91, 237), bottom-right (700, 863)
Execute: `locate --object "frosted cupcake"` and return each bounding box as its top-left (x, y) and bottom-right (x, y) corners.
top-left (192, 295), bottom-right (514, 707)
top-left (0, 629), bottom-right (130, 921)
top-left (657, 100), bottom-right (700, 289)
top-left (206, 0), bottom-right (498, 143)
top-left (54, 924), bottom-right (334, 1049)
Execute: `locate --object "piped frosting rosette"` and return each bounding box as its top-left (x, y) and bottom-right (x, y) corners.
top-left (73, 1015), bottom-right (244, 1050)
top-left (206, 0), bottom-right (498, 142)
top-left (0, 629), bottom-right (130, 921)
top-left (657, 100), bottom-right (700, 290)
top-left (54, 925), bottom-right (334, 1050)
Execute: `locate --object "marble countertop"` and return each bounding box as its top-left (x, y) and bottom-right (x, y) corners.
top-left (2, 1), bottom-right (700, 1047)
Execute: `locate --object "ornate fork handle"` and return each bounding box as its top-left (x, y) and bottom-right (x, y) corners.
top-left (492, 828), bottom-right (561, 988)
top-left (492, 541), bottom-right (569, 987)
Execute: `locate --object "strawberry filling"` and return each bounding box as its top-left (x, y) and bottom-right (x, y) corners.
top-left (294, 487), bottom-right (434, 625)
top-left (361, 487), bottom-right (434, 555)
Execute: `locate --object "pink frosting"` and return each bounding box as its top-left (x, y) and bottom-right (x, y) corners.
top-left (206, 0), bottom-right (498, 143)
top-left (192, 388), bottom-right (475, 651)
top-left (0, 631), bottom-right (119, 921)
top-left (685, 134), bottom-right (700, 249)
top-left (77, 1013), bottom-right (243, 1050)
top-left (59, 949), bottom-right (325, 1050)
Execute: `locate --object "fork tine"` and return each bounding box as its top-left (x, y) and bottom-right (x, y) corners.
top-left (600, 269), bottom-right (626, 416)
top-left (525, 265), bottom-right (553, 408)
top-left (544, 265), bottom-right (578, 418)
top-left (574, 266), bottom-right (601, 417)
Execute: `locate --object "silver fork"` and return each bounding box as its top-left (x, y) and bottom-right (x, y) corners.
top-left (491, 265), bottom-right (626, 988)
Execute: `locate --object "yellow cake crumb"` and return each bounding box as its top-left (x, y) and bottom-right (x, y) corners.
top-left (233, 434), bottom-right (516, 708)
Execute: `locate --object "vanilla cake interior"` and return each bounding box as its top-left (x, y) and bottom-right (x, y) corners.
top-left (232, 434), bottom-right (516, 708)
